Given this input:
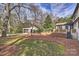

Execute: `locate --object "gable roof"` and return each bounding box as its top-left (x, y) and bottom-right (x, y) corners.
top-left (71, 3), bottom-right (79, 18)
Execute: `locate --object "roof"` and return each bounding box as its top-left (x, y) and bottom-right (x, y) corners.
top-left (71, 3), bottom-right (79, 18)
top-left (70, 3), bottom-right (79, 25)
top-left (23, 27), bottom-right (38, 30)
top-left (71, 17), bottom-right (79, 24)
top-left (56, 22), bottom-right (67, 26)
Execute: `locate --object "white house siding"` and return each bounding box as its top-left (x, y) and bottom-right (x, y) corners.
top-left (73, 23), bottom-right (76, 29)
top-left (72, 33), bottom-right (77, 39)
top-left (62, 26), bottom-right (65, 30)
top-left (76, 7), bottom-right (79, 19)
top-left (56, 25), bottom-right (66, 30)
top-left (72, 7), bottom-right (79, 40)
top-left (73, 21), bottom-right (78, 30)
top-left (72, 19), bottom-right (79, 40)
top-left (56, 26), bottom-right (58, 29)
top-left (23, 27), bottom-right (38, 33)
top-left (74, 8), bottom-right (79, 21)
top-left (72, 23), bottom-right (77, 40)
top-left (72, 7), bottom-right (79, 23)
top-left (77, 8), bottom-right (79, 40)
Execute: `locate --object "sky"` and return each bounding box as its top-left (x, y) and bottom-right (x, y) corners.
top-left (39, 3), bottom-right (77, 18)
top-left (0, 3), bottom-right (77, 18)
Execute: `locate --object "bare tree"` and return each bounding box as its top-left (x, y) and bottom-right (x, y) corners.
top-left (28, 4), bottom-right (40, 35)
top-left (1, 3), bottom-right (46, 37)
top-left (1, 3), bottom-right (32, 37)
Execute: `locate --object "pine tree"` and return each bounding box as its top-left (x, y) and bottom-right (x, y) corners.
top-left (43, 15), bottom-right (54, 31)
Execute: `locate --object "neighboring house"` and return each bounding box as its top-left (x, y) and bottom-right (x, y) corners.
top-left (56, 22), bottom-right (70, 32)
top-left (23, 26), bottom-right (38, 33)
top-left (71, 3), bottom-right (79, 40)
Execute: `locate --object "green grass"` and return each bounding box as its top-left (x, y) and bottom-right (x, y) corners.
top-left (0, 36), bottom-right (22, 45)
top-left (0, 36), bottom-right (65, 56)
top-left (15, 39), bottom-right (65, 56)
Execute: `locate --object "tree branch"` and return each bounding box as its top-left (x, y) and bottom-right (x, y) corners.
top-left (9, 5), bottom-right (32, 13)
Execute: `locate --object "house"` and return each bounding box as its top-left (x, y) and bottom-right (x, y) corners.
top-left (71, 3), bottom-right (79, 40)
top-left (23, 26), bottom-right (38, 33)
top-left (56, 22), bottom-right (67, 32)
top-left (56, 22), bottom-right (71, 32)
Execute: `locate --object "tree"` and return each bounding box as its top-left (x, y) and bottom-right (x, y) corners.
top-left (28, 4), bottom-right (41, 35)
top-left (1, 3), bottom-right (33, 37)
top-left (0, 16), bottom-right (3, 33)
top-left (2, 4), bottom-right (10, 37)
top-left (43, 15), bottom-right (54, 31)
top-left (0, 3), bottom-right (51, 37)
top-left (65, 16), bottom-right (72, 23)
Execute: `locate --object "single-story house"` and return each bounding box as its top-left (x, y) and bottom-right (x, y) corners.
top-left (23, 26), bottom-right (38, 33)
top-left (56, 22), bottom-right (71, 32)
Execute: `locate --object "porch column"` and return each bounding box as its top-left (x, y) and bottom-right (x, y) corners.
top-left (77, 21), bottom-right (79, 40)
top-left (66, 25), bottom-right (72, 39)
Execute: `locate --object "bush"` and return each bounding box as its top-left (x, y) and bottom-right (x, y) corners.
top-left (72, 29), bottom-right (76, 33)
top-left (36, 28), bottom-right (43, 33)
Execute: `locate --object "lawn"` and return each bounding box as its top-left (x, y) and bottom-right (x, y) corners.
top-left (15, 39), bottom-right (65, 56)
top-left (0, 36), bottom-right (23, 45)
top-left (0, 36), bottom-right (65, 56)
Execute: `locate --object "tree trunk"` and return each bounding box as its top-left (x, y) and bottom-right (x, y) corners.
top-left (2, 4), bottom-right (10, 37)
top-left (2, 18), bottom-right (8, 37)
